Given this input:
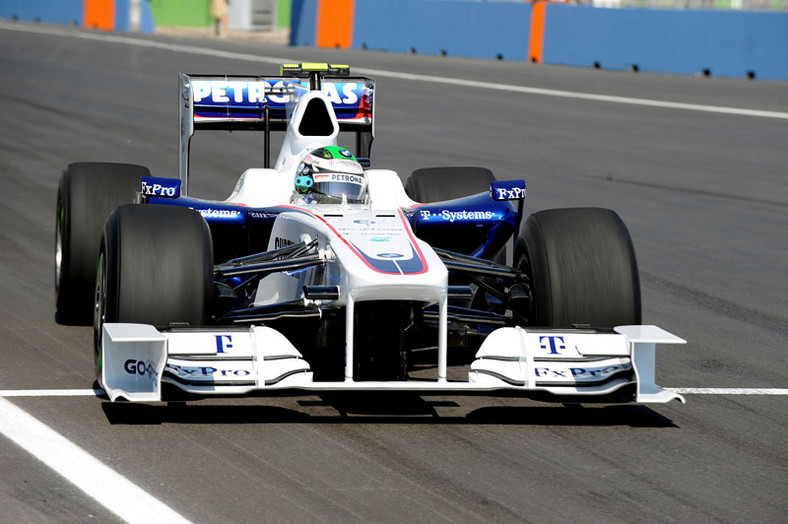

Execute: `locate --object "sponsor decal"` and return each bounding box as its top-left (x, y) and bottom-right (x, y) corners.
top-left (168, 364), bottom-right (252, 378)
top-left (490, 180), bottom-right (527, 201)
top-left (124, 359), bottom-right (157, 378)
top-left (193, 80), bottom-right (295, 105)
top-left (322, 82), bottom-right (360, 105)
top-left (534, 365), bottom-right (626, 380)
top-left (249, 211), bottom-right (276, 219)
top-left (141, 177), bottom-right (180, 198)
top-left (215, 335), bottom-right (233, 354)
top-left (195, 208), bottom-right (243, 220)
top-left (418, 209), bottom-right (497, 223)
top-left (274, 237), bottom-right (295, 249)
top-left (192, 80), bottom-right (361, 108)
top-left (568, 366), bottom-right (626, 378)
top-left (312, 158), bottom-right (362, 174)
top-left (191, 79), bottom-right (371, 123)
top-left (329, 173), bottom-right (364, 184)
top-left (539, 335), bottom-right (565, 355)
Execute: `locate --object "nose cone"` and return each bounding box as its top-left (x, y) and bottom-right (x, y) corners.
top-left (320, 209), bottom-right (448, 303)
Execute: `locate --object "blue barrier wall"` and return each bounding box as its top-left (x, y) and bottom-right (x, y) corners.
top-left (290, 0), bottom-right (788, 81)
top-left (1, 0), bottom-right (84, 26)
top-left (0, 0), bottom-right (154, 33)
top-left (542, 5), bottom-right (788, 80)
top-left (115, 0), bottom-right (155, 33)
top-left (289, 0), bottom-right (318, 46)
top-left (352, 0), bottom-right (532, 61)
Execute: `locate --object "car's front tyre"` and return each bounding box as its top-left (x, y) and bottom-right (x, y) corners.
top-left (94, 204), bottom-right (214, 378)
top-left (514, 207), bottom-right (641, 329)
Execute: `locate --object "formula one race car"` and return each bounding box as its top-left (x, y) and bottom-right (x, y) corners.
top-left (55, 63), bottom-right (685, 404)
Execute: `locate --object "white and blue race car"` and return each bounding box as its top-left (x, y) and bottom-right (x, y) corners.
top-left (55, 63), bottom-right (684, 404)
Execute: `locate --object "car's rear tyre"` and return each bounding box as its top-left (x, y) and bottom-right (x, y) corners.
top-left (515, 208), bottom-right (641, 329)
top-left (94, 205), bottom-right (213, 375)
top-left (404, 166), bottom-right (495, 203)
top-left (405, 166), bottom-right (502, 256)
top-left (55, 162), bottom-right (149, 324)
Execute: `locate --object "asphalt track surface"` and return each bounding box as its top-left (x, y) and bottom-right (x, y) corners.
top-left (1, 22), bottom-right (786, 523)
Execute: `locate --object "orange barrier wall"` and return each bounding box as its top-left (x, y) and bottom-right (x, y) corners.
top-left (528, 1), bottom-right (546, 64)
top-left (315, 0), bottom-right (354, 49)
top-left (84, 0), bottom-right (114, 31)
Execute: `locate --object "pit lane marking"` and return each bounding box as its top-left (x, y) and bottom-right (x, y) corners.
top-left (0, 398), bottom-right (193, 524)
top-left (2, 21), bottom-right (787, 121)
top-left (1, 388), bottom-right (787, 397)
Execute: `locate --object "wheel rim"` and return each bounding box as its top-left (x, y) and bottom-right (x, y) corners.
top-left (55, 204), bottom-right (64, 294)
top-left (93, 251), bottom-right (107, 375)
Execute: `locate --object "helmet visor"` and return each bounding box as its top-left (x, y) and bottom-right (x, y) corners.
top-left (312, 173), bottom-right (366, 203)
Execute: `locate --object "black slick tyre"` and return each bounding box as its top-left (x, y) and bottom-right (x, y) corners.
top-left (95, 204), bottom-right (213, 374)
top-left (516, 208), bottom-right (641, 329)
top-left (404, 166), bottom-right (495, 202)
top-left (405, 166), bottom-right (502, 258)
top-left (55, 162), bottom-right (149, 324)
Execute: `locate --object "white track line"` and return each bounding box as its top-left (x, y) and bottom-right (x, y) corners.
top-left (666, 388), bottom-right (788, 395)
top-left (0, 397), bottom-right (192, 524)
top-left (0, 388), bottom-right (103, 397)
top-left (2, 21), bottom-right (788, 120)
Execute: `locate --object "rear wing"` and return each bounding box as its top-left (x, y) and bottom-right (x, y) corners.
top-left (178, 67), bottom-right (375, 194)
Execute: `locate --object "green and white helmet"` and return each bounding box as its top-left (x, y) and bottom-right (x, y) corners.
top-left (294, 146), bottom-right (366, 204)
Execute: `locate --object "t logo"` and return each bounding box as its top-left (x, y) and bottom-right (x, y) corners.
top-left (539, 335), bottom-right (565, 355)
top-left (215, 335), bottom-right (233, 354)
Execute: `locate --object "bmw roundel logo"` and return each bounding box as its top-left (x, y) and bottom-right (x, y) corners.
top-left (339, 148), bottom-right (352, 158)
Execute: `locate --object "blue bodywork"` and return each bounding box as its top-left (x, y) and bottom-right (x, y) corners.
top-left (147, 190), bottom-right (521, 264)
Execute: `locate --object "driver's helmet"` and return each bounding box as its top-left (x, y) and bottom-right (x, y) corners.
top-left (293, 146), bottom-right (366, 204)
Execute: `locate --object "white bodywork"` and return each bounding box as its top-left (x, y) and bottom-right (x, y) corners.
top-left (100, 82), bottom-right (685, 404)
top-left (101, 323), bottom-right (685, 403)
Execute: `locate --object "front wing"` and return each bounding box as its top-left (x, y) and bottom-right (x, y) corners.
top-left (101, 323), bottom-right (685, 404)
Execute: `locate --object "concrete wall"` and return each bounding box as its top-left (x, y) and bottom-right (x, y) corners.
top-left (289, 0), bottom-right (788, 81)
